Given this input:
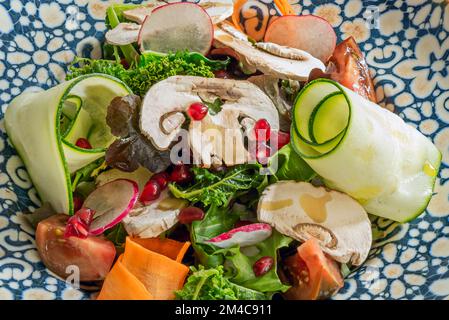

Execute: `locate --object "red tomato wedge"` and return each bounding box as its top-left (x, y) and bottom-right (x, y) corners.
top-left (309, 36), bottom-right (377, 103)
top-left (36, 214), bottom-right (116, 282)
top-left (264, 15), bottom-right (337, 62)
top-left (281, 238), bottom-right (344, 300)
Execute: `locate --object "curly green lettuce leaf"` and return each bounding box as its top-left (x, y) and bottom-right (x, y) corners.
top-left (169, 164), bottom-right (265, 207)
top-left (176, 265), bottom-right (267, 300)
top-left (66, 51), bottom-right (215, 96)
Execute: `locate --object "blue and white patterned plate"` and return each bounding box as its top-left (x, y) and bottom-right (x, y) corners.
top-left (0, 0), bottom-right (448, 300)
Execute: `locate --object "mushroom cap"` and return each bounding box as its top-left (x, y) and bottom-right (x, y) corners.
top-left (214, 22), bottom-right (325, 81)
top-left (257, 181), bottom-right (372, 266)
top-left (139, 75), bottom-right (279, 165)
top-left (105, 22), bottom-right (140, 46)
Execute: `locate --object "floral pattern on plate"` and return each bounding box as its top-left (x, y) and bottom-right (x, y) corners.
top-left (0, 0), bottom-right (448, 300)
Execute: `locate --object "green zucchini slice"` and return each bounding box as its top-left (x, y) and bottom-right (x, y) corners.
top-left (5, 74), bottom-right (132, 215)
top-left (291, 79), bottom-right (441, 222)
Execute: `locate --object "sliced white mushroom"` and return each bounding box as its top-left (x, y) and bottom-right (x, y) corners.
top-left (105, 22), bottom-right (140, 46)
top-left (247, 75), bottom-right (294, 131)
top-left (122, 190), bottom-right (188, 238)
top-left (258, 181), bottom-right (372, 266)
top-left (139, 75), bottom-right (279, 166)
top-left (122, 0), bottom-right (233, 25)
top-left (123, 2), bottom-right (165, 24)
top-left (214, 22), bottom-right (325, 81)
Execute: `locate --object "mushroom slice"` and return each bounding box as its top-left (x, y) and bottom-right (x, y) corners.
top-left (122, 190), bottom-right (188, 238)
top-left (139, 76), bottom-right (279, 166)
top-left (123, 2), bottom-right (165, 24)
top-left (199, 0), bottom-right (234, 24)
top-left (257, 181), bottom-right (372, 266)
top-left (105, 22), bottom-right (140, 46)
top-left (214, 22), bottom-right (325, 81)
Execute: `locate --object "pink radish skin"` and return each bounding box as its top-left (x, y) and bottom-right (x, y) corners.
top-left (138, 2), bottom-right (214, 55)
top-left (264, 15), bottom-right (337, 63)
top-left (207, 223), bottom-right (272, 248)
top-left (83, 179), bottom-right (139, 236)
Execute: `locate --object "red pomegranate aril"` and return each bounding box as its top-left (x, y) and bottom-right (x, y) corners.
top-left (254, 119), bottom-right (271, 142)
top-left (253, 256), bottom-right (274, 277)
top-left (187, 102), bottom-right (208, 121)
top-left (151, 172), bottom-right (170, 190)
top-left (140, 180), bottom-right (161, 204)
top-left (276, 131), bottom-right (291, 150)
top-left (73, 196), bottom-right (84, 212)
top-left (170, 164), bottom-right (193, 184)
top-left (214, 69), bottom-right (230, 79)
top-left (234, 220), bottom-right (253, 228)
top-left (75, 138), bottom-right (92, 149)
top-left (64, 208), bottom-right (95, 239)
top-left (178, 207), bottom-right (205, 224)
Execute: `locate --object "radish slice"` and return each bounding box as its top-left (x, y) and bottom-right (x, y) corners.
top-left (138, 2), bottom-right (213, 55)
top-left (264, 15), bottom-right (337, 63)
top-left (207, 223), bottom-right (272, 248)
top-left (84, 179), bottom-right (139, 236)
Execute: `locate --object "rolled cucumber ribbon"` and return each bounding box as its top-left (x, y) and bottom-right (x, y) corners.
top-left (5, 74), bottom-right (132, 215)
top-left (291, 79), bottom-right (441, 222)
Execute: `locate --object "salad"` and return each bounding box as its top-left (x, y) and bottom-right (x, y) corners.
top-left (4, 0), bottom-right (441, 300)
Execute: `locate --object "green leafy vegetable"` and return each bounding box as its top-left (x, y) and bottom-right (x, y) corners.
top-left (175, 266), bottom-right (266, 300)
top-left (203, 98), bottom-right (224, 116)
top-left (169, 164), bottom-right (265, 207)
top-left (191, 205), bottom-right (240, 267)
top-left (139, 51), bottom-right (230, 71)
top-left (268, 144), bottom-right (316, 183)
top-left (71, 157), bottom-right (106, 191)
top-left (104, 223), bottom-right (128, 252)
top-left (66, 51), bottom-right (215, 96)
top-left (190, 205), bottom-right (292, 295)
top-left (218, 231), bottom-right (292, 294)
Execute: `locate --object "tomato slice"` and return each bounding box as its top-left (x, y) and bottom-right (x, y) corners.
top-left (36, 214), bottom-right (116, 282)
top-left (281, 238), bottom-right (344, 300)
top-left (309, 36), bottom-right (377, 103)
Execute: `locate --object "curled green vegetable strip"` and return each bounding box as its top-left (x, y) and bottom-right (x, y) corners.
top-left (291, 79), bottom-right (441, 222)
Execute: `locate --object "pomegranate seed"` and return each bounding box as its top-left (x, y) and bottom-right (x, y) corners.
top-left (178, 207), bottom-right (205, 224)
top-left (187, 102), bottom-right (208, 121)
top-left (64, 208), bottom-right (95, 239)
top-left (275, 131), bottom-right (291, 150)
top-left (253, 256), bottom-right (274, 277)
top-left (214, 69), bottom-right (230, 79)
top-left (256, 143), bottom-right (272, 165)
top-left (140, 180), bottom-right (161, 204)
top-left (73, 196), bottom-right (84, 212)
top-left (75, 138), bottom-right (92, 149)
top-left (170, 164), bottom-right (193, 184)
top-left (151, 172), bottom-right (170, 190)
top-left (234, 220), bottom-right (253, 228)
top-left (254, 119), bottom-right (271, 142)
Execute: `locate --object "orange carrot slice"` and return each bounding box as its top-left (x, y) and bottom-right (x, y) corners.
top-left (97, 237), bottom-right (191, 300)
top-left (97, 255), bottom-right (153, 300)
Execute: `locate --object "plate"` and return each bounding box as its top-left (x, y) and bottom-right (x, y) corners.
top-left (0, 0), bottom-right (448, 300)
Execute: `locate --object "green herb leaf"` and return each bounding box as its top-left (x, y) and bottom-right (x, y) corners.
top-left (268, 144), bottom-right (316, 183)
top-left (175, 265), bottom-right (266, 300)
top-left (169, 164), bottom-right (265, 207)
top-left (203, 98), bottom-right (224, 116)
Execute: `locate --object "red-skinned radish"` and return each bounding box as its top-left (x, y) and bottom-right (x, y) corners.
top-left (207, 223), bottom-right (272, 248)
top-left (83, 179), bottom-right (139, 236)
top-left (138, 2), bottom-right (214, 55)
top-left (264, 15), bottom-right (337, 63)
